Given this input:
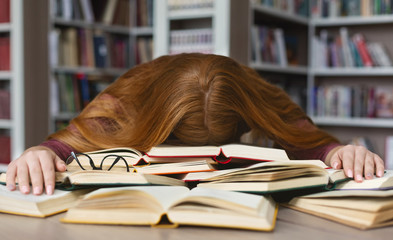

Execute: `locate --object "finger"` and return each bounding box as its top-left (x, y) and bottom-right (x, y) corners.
top-left (16, 161), bottom-right (30, 194)
top-left (5, 162), bottom-right (17, 191)
top-left (363, 152), bottom-right (375, 180)
top-left (329, 151), bottom-right (342, 170)
top-left (55, 156), bottom-right (67, 172)
top-left (341, 147), bottom-right (355, 179)
top-left (40, 152), bottom-right (58, 195)
top-left (374, 155), bottom-right (385, 178)
top-left (353, 147), bottom-right (367, 182)
top-left (27, 158), bottom-right (44, 195)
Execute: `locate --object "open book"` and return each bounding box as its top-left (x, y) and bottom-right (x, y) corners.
top-left (69, 144), bottom-right (290, 170)
top-left (183, 160), bottom-right (348, 194)
top-left (0, 171), bottom-right (185, 191)
top-left (61, 186), bottom-right (278, 231)
top-left (0, 184), bottom-right (90, 217)
top-left (286, 187), bottom-right (393, 230)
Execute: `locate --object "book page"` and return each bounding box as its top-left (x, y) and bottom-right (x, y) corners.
top-left (0, 184), bottom-right (74, 203)
top-left (146, 145), bottom-right (220, 157)
top-left (81, 186), bottom-right (190, 211)
top-left (335, 170), bottom-right (393, 190)
top-left (221, 144), bottom-right (290, 162)
top-left (176, 187), bottom-right (264, 215)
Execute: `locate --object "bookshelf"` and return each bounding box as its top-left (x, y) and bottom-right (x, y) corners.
top-left (48, 0), bottom-right (154, 132)
top-left (154, 0), bottom-right (248, 64)
top-left (0, 0), bottom-right (23, 172)
top-left (249, 1), bottom-right (309, 111)
top-left (250, 0), bottom-right (393, 160)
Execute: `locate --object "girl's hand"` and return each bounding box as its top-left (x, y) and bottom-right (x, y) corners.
top-left (6, 146), bottom-right (67, 195)
top-left (326, 145), bottom-right (385, 182)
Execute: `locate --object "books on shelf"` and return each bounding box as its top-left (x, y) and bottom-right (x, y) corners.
top-left (311, 0), bottom-right (393, 18)
top-left (253, 0), bottom-right (309, 17)
top-left (52, 72), bottom-right (111, 115)
top-left (169, 28), bottom-right (213, 55)
top-left (0, 0), bottom-right (10, 23)
top-left (0, 36), bottom-right (10, 71)
top-left (0, 89), bottom-right (10, 119)
top-left (61, 186), bottom-right (278, 231)
top-left (0, 184), bottom-right (91, 217)
top-left (286, 187), bottom-right (393, 229)
top-left (251, 25), bottom-right (295, 67)
top-left (313, 29), bottom-right (392, 68)
top-left (314, 84), bottom-right (393, 119)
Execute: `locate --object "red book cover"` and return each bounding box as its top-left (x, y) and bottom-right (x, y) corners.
top-left (0, 0), bottom-right (10, 23)
top-left (352, 33), bottom-right (373, 67)
top-left (0, 135), bottom-right (11, 164)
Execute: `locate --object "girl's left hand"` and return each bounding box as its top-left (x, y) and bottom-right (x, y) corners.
top-left (326, 144), bottom-right (385, 182)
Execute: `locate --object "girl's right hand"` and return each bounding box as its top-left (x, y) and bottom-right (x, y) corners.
top-left (6, 146), bottom-right (67, 195)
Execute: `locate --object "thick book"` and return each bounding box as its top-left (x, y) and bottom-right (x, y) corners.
top-left (61, 186), bottom-right (278, 231)
top-left (0, 171), bottom-right (186, 191)
top-left (183, 160), bottom-right (348, 194)
top-left (0, 184), bottom-right (90, 217)
top-left (66, 144), bottom-right (290, 173)
top-left (286, 188), bottom-right (393, 230)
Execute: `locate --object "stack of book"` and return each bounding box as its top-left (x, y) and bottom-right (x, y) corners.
top-left (0, 143), bottom-right (393, 231)
top-left (313, 28), bottom-right (392, 68)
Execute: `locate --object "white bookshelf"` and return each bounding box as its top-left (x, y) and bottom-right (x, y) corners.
top-left (249, 1), bottom-right (393, 158)
top-left (154, 0), bottom-right (231, 58)
top-left (0, 0), bottom-right (24, 172)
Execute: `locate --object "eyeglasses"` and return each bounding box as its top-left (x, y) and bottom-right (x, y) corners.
top-left (65, 151), bottom-right (131, 172)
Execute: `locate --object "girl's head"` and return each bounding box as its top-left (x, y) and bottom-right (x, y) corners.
top-left (52, 53), bottom-right (338, 153)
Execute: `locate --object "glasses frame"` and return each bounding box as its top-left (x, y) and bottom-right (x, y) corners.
top-left (66, 151), bottom-right (131, 172)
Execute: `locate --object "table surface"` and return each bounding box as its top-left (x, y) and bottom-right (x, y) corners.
top-left (0, 206), bottom-right (392, 240)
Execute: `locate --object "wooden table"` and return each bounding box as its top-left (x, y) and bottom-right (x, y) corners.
top-left (0, 207), bottom-right (391, 240)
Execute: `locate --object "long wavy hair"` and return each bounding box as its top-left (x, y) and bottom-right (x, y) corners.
top-left (49, 53), bottom-right (339, 153)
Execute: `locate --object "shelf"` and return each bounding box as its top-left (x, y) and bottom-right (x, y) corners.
top-left (130, 27), bottom-right (153, 36)
top-left (52, 112), bottom-right (79, 121)
top-left (311, 15), bottom-right (393, 27)
top-left (250, 62), bottom-right (308, 75)
top-left (252, 4), bottom-right (309, 25)
top-left (0, 119), bottom-right (12, 129)
top-left (0, 23), bottom-right (11, 32)
top-left (312, 67), bottom-right (393, 76)
top-left (53, 18), bottom-right (134, 35)
top-left (312, 117), bottom-right (393, 128)
top-left (52, 66), bottom-right (128, 76)
top-left (0, 71), bottom-right (11, 79)
top-left (168, 8), bottom-right (214, 20)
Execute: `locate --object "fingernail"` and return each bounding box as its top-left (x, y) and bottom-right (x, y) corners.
top-left (356, 174), bottom-right (363, 182)
top-left (33, 186), bottom-right (41, 195)
top-left (46, 185), bottom-right (53, 195)
top-left (20, 186), bottom-right (29, 194)
top-left (377, 171), bottom-right (384, 177)
top-left (366, 172), bottom-right (373, 179)
top-left (7, 184), bottom-right (15, 191)
top-left (333, 161), bottom-right (338, 169)
top-left (347, 169), bottom-right (353, 178)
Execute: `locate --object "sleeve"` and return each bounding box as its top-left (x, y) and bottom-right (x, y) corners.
top-left (39, 138), bottom-right (76, 161)
top-left (285, 119), bottom-right (342, 162)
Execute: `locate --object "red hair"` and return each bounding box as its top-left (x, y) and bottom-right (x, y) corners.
top-left (49, 53), bottom-right (339, 153)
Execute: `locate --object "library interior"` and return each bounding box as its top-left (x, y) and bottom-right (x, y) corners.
top-left (1, 0), bottom-right (393, 239)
